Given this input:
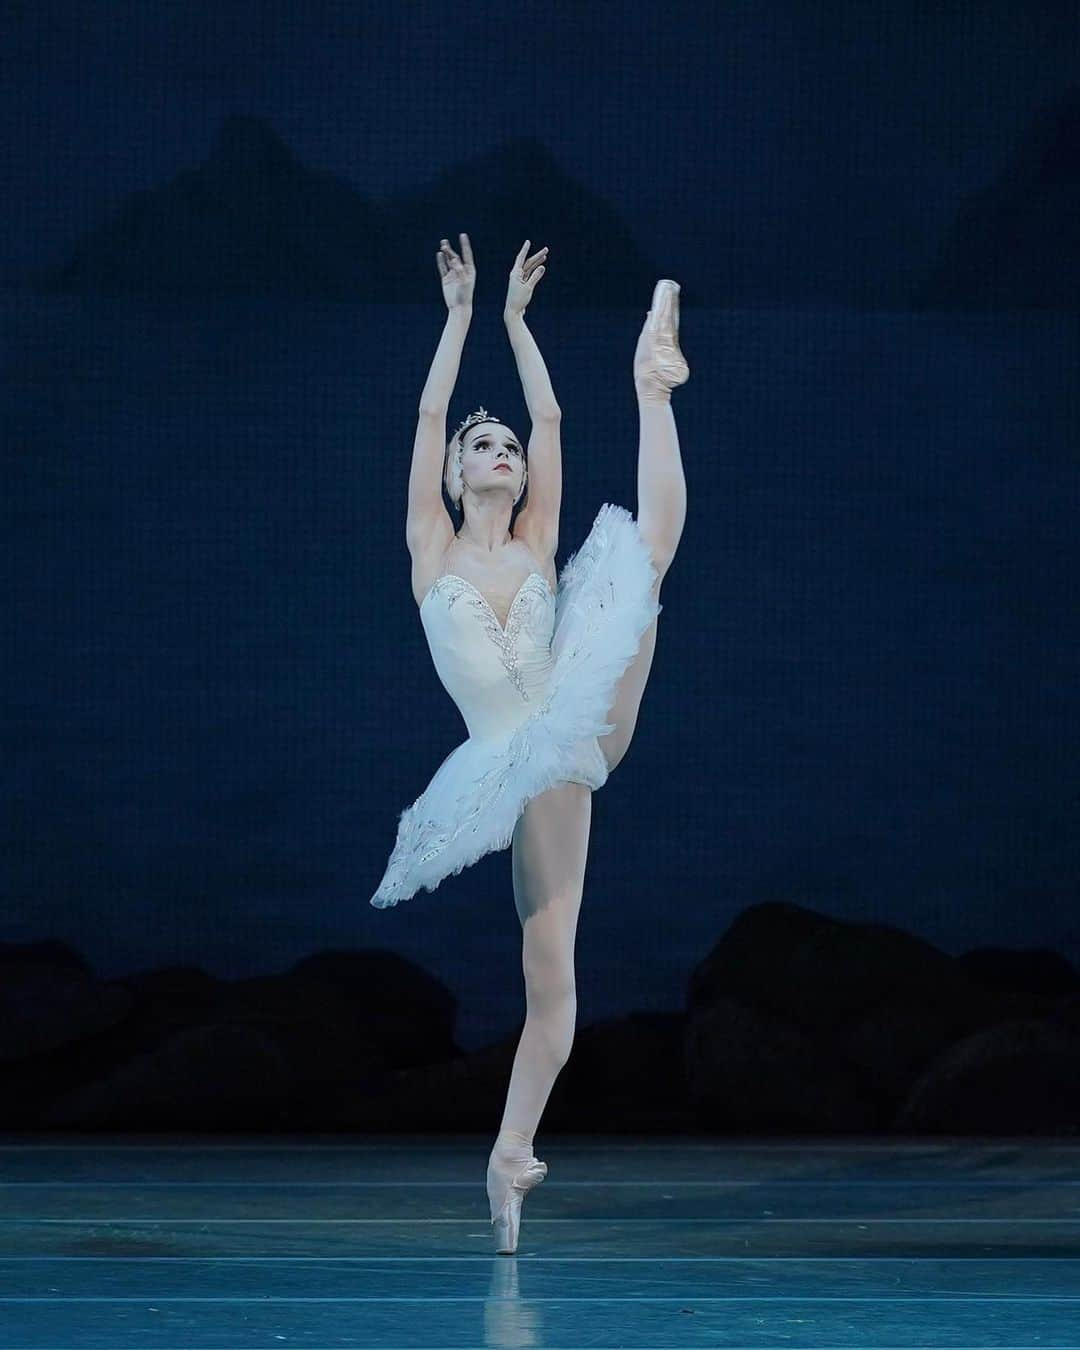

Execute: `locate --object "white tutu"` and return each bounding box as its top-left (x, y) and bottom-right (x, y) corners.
top-left (370, 502), bottom-right (661, 907)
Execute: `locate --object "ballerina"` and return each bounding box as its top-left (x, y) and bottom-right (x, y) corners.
top-left (371, 232), bottom-right (688, 1253)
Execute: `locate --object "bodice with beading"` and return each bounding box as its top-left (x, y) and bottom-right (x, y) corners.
top-left (419, 571), bottom-right (557, 741)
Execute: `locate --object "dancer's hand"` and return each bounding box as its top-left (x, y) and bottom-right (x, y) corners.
top-left (437, 233), bottom-right (475, 311)
top-left (504, 240), bottom-right (548, 317)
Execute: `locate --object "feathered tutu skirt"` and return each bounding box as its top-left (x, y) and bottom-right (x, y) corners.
top-left (370, 503), bottom-right (662, 907)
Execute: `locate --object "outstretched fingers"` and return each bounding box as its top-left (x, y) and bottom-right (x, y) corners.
top-left (516, 239), bottom-right (549, 278)
top-left (439, 234), bottom-right (475, 279)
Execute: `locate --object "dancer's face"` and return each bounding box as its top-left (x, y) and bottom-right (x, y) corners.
top-left (461, 422), bottom-right (525, 504)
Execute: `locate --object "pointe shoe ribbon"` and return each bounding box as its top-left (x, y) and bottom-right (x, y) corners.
top-left (491, 1157), bottom-right (548, 1255)
top-left (634, 279), bottom-right (689, 402)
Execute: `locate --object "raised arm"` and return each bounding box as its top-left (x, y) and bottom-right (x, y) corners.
top-left (406, 235), bottom-right (475, 554)
top-left (504, 240), bottom-right (562, 559)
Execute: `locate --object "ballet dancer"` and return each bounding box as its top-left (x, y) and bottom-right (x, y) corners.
top-left (372, 232), bottom-right (688, 1252)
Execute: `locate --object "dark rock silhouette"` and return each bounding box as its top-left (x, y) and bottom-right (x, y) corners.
top-left (684, 902), bottom-right (1080, 1134)
top-left (332, 1030), bottom-right (526, 1132)
top-left (913, 86), bottom-right (1080, 311)
top-left (956, 945), bottom-right (1080, 995)
top-left (560, 1012), bottom-right (691, 1131)
top-left (3, 904), bottom-right (1079, 1131)
top-left (26, 114), bottom-right (657, 305)
top-left (896, 1017), bottom-right (1080, 1132)
top-left (330, 1011), bottom-right (694, 1132)
top-left (685, 993), bottom-right (880, 1132)
top-left (42, 1022), bottom-right (296, 1129)
top-left (0, 939), bottom-right (132, 1060)
top-left (0, 944), bottom-right (458, 1128)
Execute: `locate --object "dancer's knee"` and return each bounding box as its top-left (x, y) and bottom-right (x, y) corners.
top-left (521, 910), bottom-right (579, 993)
top-left (523, 974), bottom-right (577, 1067)
top-left (640, 543), bottom-right (674, 589)
top-left (528, 1004), bottom-right (575, 1070)
top-left (523, 962), bottom-right (576, 1015)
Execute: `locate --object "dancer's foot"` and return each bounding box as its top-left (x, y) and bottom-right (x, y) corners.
top-left (487, 1129), bottom-right (548, 1255)
top-left (634, 279), bottom-right (689, 405)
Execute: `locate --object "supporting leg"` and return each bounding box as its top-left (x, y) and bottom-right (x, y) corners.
top-left (501, 781), bottom-right (592, 1134)
top-left (488, 782), bottom-right (592, 1221)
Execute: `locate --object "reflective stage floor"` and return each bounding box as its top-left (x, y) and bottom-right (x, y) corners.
top-left (1, 1133), bottom-right (1078, 1347)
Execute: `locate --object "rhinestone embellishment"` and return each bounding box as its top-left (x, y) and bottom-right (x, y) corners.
top-left (428, 572), bottom-right (552, 700)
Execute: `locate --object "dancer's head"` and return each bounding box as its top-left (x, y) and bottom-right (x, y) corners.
top-left (445, 407), bottom-right (528, 522)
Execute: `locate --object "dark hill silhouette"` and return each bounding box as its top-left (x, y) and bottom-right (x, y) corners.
top-left (913, 87), bottom-right (1080, 311)
top-left (374, 133), bottom-right (658, 305)
top-left (30, 114), bottom-right (383, 301)
top-left (27, 114), bottom-right (658, 305)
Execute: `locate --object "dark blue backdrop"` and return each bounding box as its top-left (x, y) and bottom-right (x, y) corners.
top-left (4, 1), bottom-right (1078, 1051)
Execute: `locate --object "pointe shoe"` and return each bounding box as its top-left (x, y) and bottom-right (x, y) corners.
top-left (634, 279), bottom-right (689, 400)
top-left (491, 1156), bottom-right (548, 1255)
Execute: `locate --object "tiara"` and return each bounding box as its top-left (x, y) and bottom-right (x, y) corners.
top-left (454, 406), bottom-right (502, 443)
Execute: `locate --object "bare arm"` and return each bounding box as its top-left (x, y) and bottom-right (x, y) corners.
top-left (503, 242), bottom-right (562, 556)
top-left (418, 304), bottom-right (472, 417)
top-left (406, 237), bottom-right (475, 552)
top-left (503, 311), bottom-right (561, 421)
top-left (406, 308), bottom-right (470, 549)
top-left (503, 241), bottom-right (560, 420)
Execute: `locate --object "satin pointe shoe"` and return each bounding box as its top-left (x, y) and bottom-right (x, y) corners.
top-left (491, 1156), bottom-right (548, 1255)
top-left (633, 279), bottom-right (690, 401)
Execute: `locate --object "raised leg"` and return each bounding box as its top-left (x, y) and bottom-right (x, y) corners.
top-left (597, 319), bottom-right (687, 775)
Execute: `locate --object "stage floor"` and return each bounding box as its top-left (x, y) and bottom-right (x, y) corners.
top-left (1, 1133), bottom-right (1078, 1346)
